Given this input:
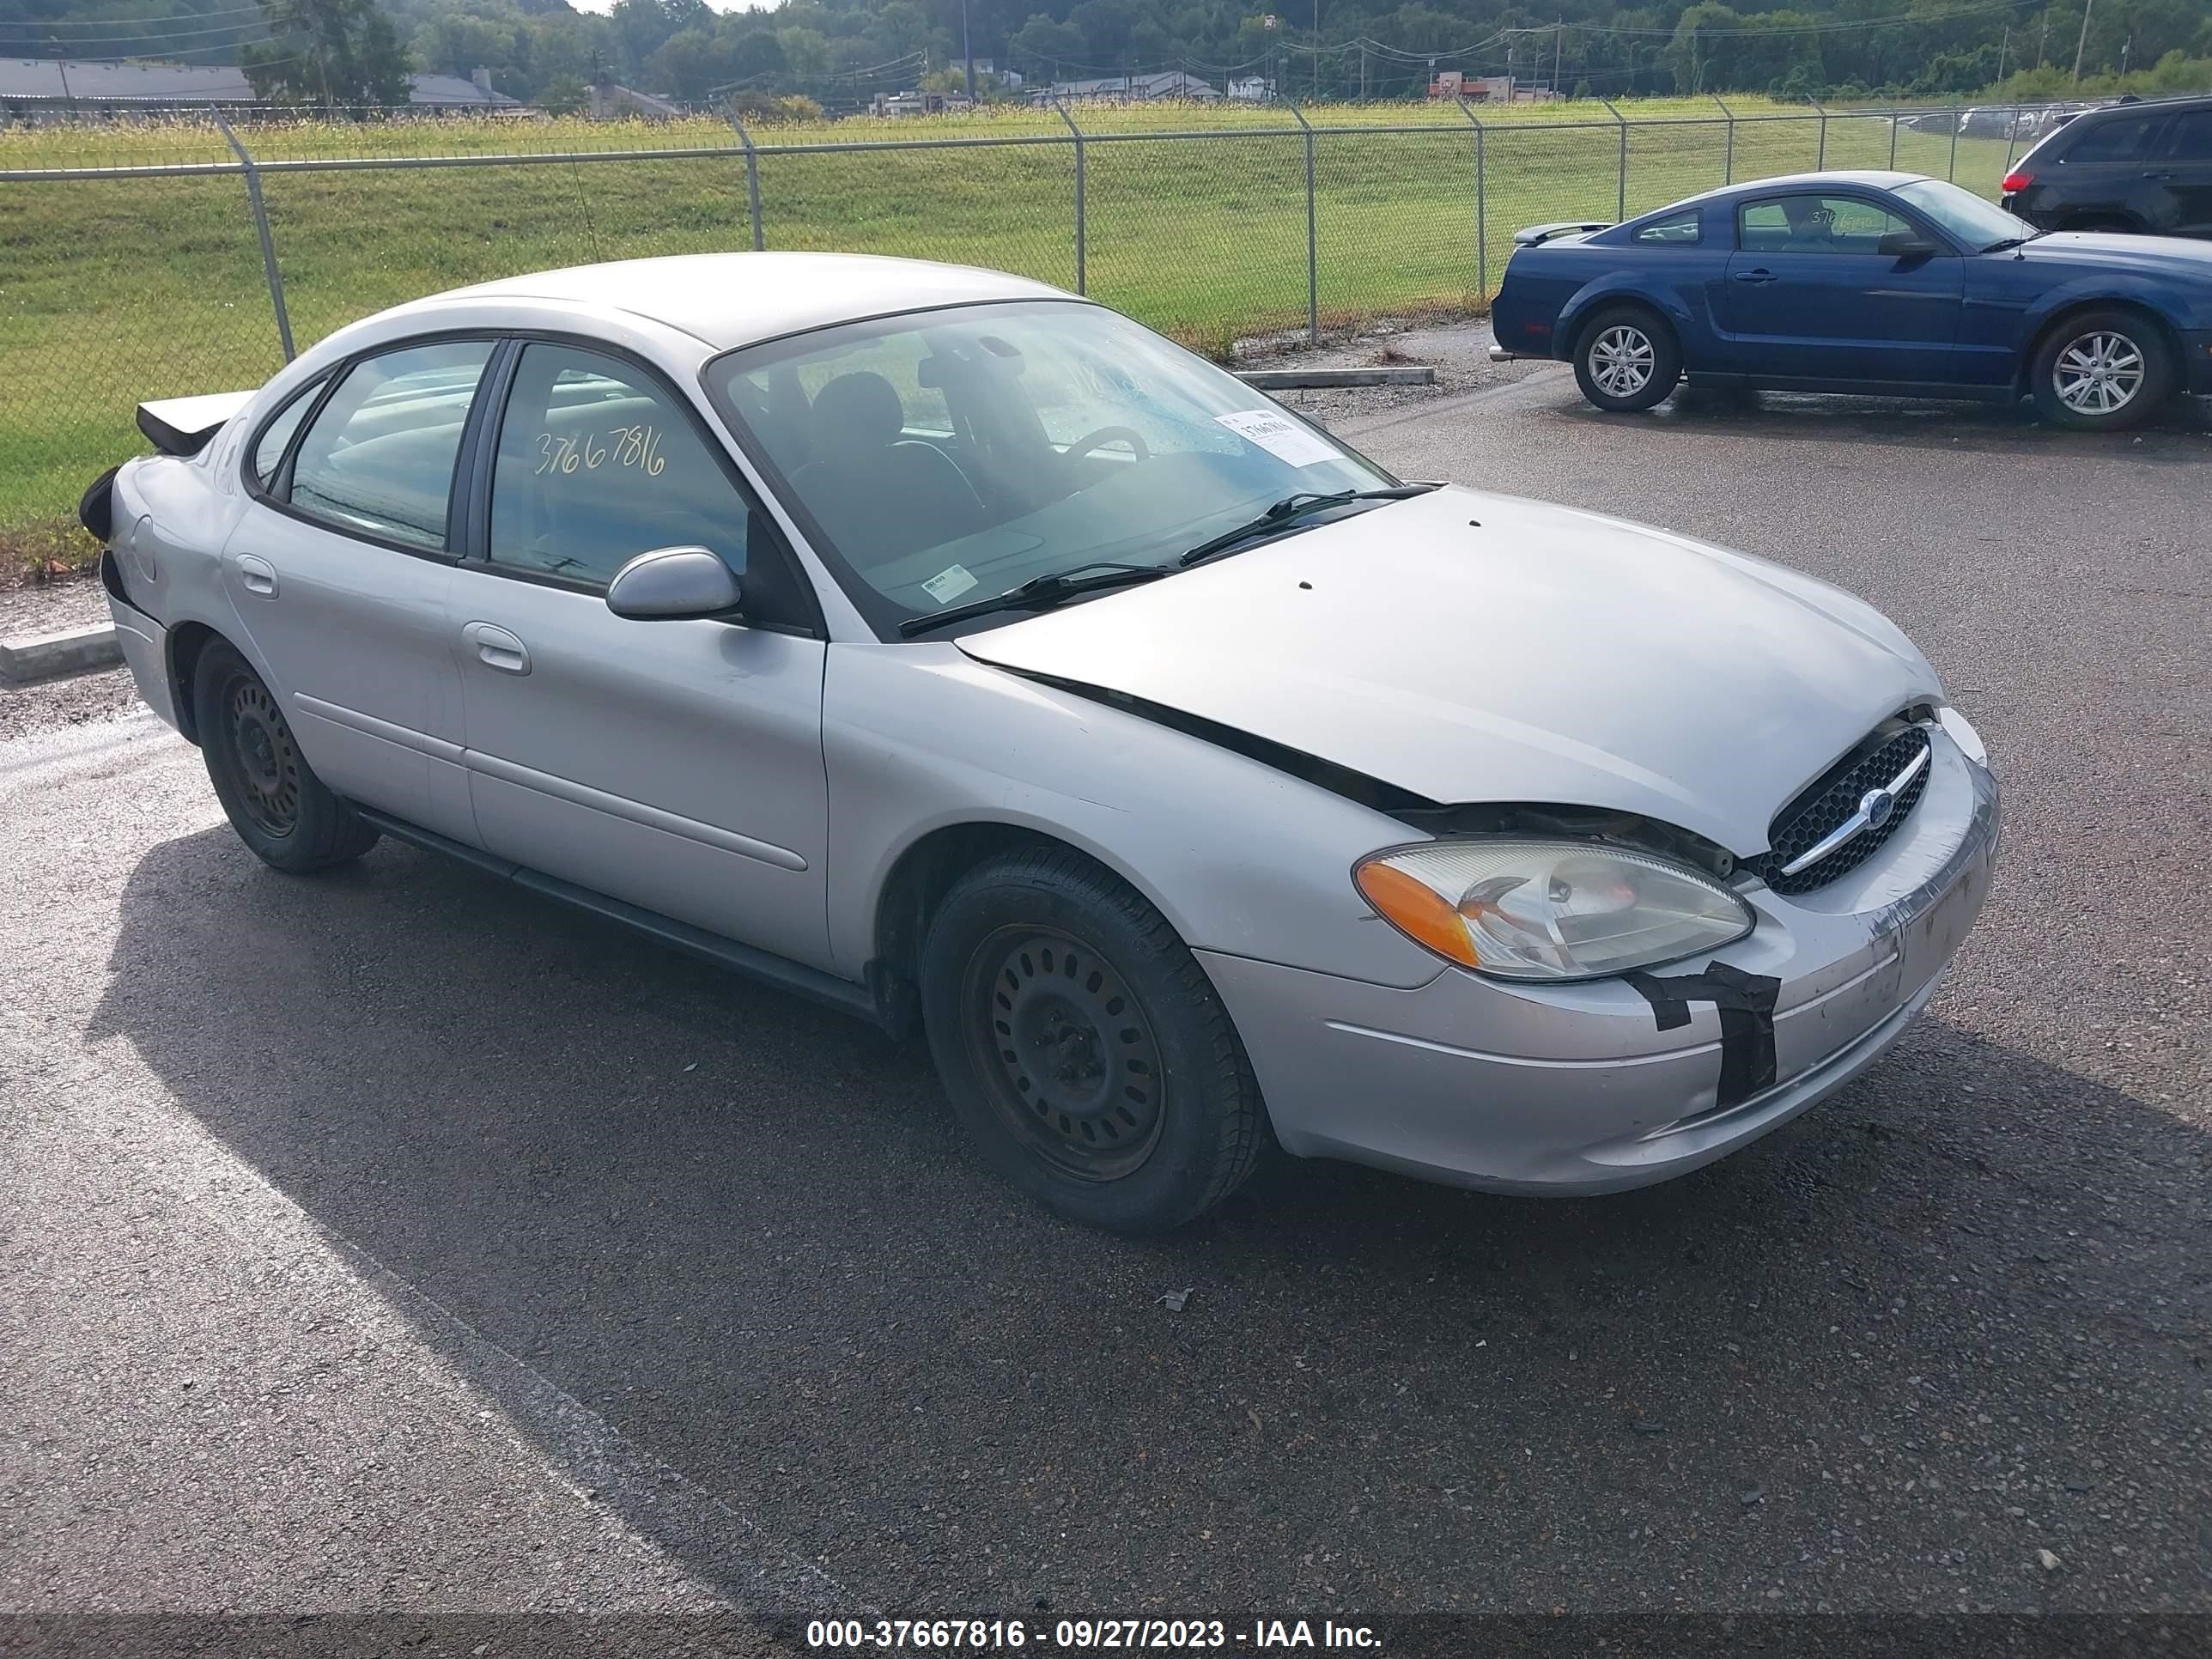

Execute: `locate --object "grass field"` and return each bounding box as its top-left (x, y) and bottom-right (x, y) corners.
top-left (0, 97), bottom-right (2022, 538)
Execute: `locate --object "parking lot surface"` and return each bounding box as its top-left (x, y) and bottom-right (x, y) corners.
top-left (4, 373), bottom-right (2208, 1644)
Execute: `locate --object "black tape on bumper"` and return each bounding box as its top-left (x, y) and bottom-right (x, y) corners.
top-left (1621, 961), bottom-right (1783, 1109)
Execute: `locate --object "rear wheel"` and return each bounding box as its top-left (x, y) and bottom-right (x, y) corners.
top-left (1572, 305), bottom-right (1680, 413)
top-left (920, 847), bottom-right (1265, 1234)
top-left (193, 641), bottom-right (379, 872)
top-left (2030, 309), bottom-right (2174, 431)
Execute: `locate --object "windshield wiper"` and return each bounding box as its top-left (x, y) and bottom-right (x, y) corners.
top-left (1982, 228), bottom-right (2049, 252)
top-left (1176, 485), bottom-right (1437, 568)
top-left (896, 561), bottom-right (1170, 637)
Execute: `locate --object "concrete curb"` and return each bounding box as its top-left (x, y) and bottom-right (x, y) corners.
top-left (0, 623), bottom-right (123, 683)
top-left (1240, 365), bottom-right (1436, 390)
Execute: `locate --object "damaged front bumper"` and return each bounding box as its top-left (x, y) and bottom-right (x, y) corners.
top-left (1199, 726), bottom-right (2000, 1194)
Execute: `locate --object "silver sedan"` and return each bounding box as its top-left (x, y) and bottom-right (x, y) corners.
top-left (83, 253), bottom-right (1997, 1233)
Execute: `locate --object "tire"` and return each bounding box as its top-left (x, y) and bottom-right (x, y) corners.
top-left (2030, 308), bottom-right (2175, 431)
top-left (919, 847), bottom-right (1265, 1234)
top-left (192, 641), bottom-right (380, 872)
top-left (1572, 305), bottom-right (1680, 413)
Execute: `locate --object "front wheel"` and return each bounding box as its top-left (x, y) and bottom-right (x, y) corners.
top-left (193, 641), bottom-right (380, 872)
top-left (2030, 309), bottom-right (2174, 431)
top-left (920, 848), bottom-right (1266, 1234)
top-left (1573, 306), bottom-right (1680, 413)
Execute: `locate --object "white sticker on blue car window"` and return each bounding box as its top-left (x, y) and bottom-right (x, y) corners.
top-left (921, 563), bottom-right (979, 605)
top-left (1214, 409), bottom-right (1340, 467)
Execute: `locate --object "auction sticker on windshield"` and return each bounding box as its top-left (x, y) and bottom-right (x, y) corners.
top-left (922, 563), bottom-right (980, 605)
top-left (1213, 409), bottom-right (1339, 467)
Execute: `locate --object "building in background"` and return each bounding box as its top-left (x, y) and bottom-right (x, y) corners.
top-left (1029, 70), bottom-right (1220, 105)
top-left (0, 57), bottom-right (520, 112)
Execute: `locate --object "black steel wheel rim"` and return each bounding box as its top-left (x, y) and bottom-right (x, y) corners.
top-left (963, 926), bottom-right (1166, 1182)
top-left (227, 674), bottom-right (300, 837)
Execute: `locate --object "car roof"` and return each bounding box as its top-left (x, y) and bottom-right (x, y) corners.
top-left (2069, 92), bottom-right (2212, 117)
top-left (395, 252), bottom-right (1077, 352)
top-left (1660, 170), bottom-right (1931, 215)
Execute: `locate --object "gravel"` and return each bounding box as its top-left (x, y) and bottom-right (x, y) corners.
top-left (0, 573), bottom-right (110, 641)
top-left (1237, 314), bottom-right (1551, 431)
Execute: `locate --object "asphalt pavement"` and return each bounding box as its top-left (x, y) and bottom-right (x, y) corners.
top-left (3, 373), bottom-right (2208, 1652)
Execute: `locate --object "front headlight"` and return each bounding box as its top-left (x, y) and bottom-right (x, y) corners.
top-left (1353, 839), bottom-right (1754, 982)
top-left (1937, 704), bottom-right (1987, 767)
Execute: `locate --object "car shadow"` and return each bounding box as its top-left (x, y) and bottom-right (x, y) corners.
top-left (88, 825), bottom-right (2212, 1618)
top-left (1582, 384), bottom-right (2212, 457)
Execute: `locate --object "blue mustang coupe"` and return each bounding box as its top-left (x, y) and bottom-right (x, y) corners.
top-left (1490, 170), bottom-right (2212, 430)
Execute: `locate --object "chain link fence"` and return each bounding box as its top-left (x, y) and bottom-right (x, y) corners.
top-left (0, 96), bottom-right (2104, 526)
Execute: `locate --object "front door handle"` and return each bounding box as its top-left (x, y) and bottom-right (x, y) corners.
top-left (461, 621), bottom-right (530, 676)
top-left (1733, 268), bottom-right (1778, 285)
top-left (236, 554), bottom-right (278, 598)
top-left (2142, 171), bottom-right (2176, 181)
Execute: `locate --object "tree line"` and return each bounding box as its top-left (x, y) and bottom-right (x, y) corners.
top-left (8, 0), bottom-right (2210, 111)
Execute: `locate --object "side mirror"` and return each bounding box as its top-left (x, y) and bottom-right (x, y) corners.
top-left (1879, 230), bottom-right (1938, 259)
top-left (605, 546), bottom-right (742, 621)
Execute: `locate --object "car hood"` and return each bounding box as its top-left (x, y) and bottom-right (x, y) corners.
top-left (2017, 230), bottom-right (2212, 276)
top-left (953, 486), bottom-right (1943, 857)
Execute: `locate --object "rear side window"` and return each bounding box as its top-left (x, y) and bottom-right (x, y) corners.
top-left (2062, 115), bottom-right (2163, 164)
top-left (2166, 110), bottom-right (2212, 161)
top-left (249, 380), bottom-right (320, 487)
top-left (287, 340), bottom-right (495, 552)
top-left (1632, 209), bottom-right (1702, 246)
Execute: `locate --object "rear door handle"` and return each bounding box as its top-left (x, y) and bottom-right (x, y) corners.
top-left (236, 554), bottom-right (278, 598)
top-left (461, 621), bottom-right (530, 676)
top-left (1733, 269), bottom-right (1778, 285)
top-left (2142, 171), bottom-right (2176, 180)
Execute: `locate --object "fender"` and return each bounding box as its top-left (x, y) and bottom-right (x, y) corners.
top-left (1554, 275), bottom-right (1703, 362)
top-left (2014, 270), bottom-right (2195, 342)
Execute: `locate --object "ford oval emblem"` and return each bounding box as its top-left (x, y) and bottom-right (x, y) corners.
top-left (1860, 787), bottom-right (1896, 830)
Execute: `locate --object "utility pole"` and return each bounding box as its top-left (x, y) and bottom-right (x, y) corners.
top-left (2120, 32), bottom-right (2131, 74)
top-left (1313, 0), bottom-right (1321, 100)
top-left (961, 0), bottom-right (975, 99)
top-left (1996, 24), bottom-right (2008, 82)
top-left (2036, 10), bottom-right (2049, 69)
top-left (1553, 19), bottom-right (1562, 97)
top-left (2072, 0), bottom-right (2094, 82)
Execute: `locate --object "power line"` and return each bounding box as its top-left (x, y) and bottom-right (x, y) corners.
top-left (5, 21), bottom-right (268, 49)
top-left (9, 3), bottom-right (265, 29)
top-left (1549, 0), bottom-right (2036, 37)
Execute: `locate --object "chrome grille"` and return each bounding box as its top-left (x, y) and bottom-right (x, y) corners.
top-left (1756, 726), bottom-right (1932, 895)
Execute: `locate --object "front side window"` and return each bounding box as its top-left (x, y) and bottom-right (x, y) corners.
top-left (2063, 115), bottom-right (2161, 164)
top-left (288, 339), bottom-right (493, 552)
top-left (488, 343), bottom-right (762, 592)
top-left (1739, 195), bottom-right (1914, 254)
top-left (1632, 208), bottom-right (1702, 246)
top-left (706, 301), bottom-right (1395, 636)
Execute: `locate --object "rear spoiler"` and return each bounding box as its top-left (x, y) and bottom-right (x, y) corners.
top-left (1513, 221), bottom-right (1613, 247)
top-left (136, 390), bottom-right (257, 458)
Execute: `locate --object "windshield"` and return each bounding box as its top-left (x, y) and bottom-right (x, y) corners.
top-left (704, 301), bottom-right (1395, 636)
top-left (1893, 179), bottom-right (2035, 250)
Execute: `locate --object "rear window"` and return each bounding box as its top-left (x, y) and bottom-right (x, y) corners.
top-left (2061, 114), bottom-right (2164, 163)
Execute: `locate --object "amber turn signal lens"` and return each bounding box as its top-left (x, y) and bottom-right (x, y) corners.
top-left (1353, 859), bottom-right (1480, 968)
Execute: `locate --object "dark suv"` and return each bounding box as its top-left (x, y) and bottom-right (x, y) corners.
top-left (2002, 95), bottom-right (2212, 237)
